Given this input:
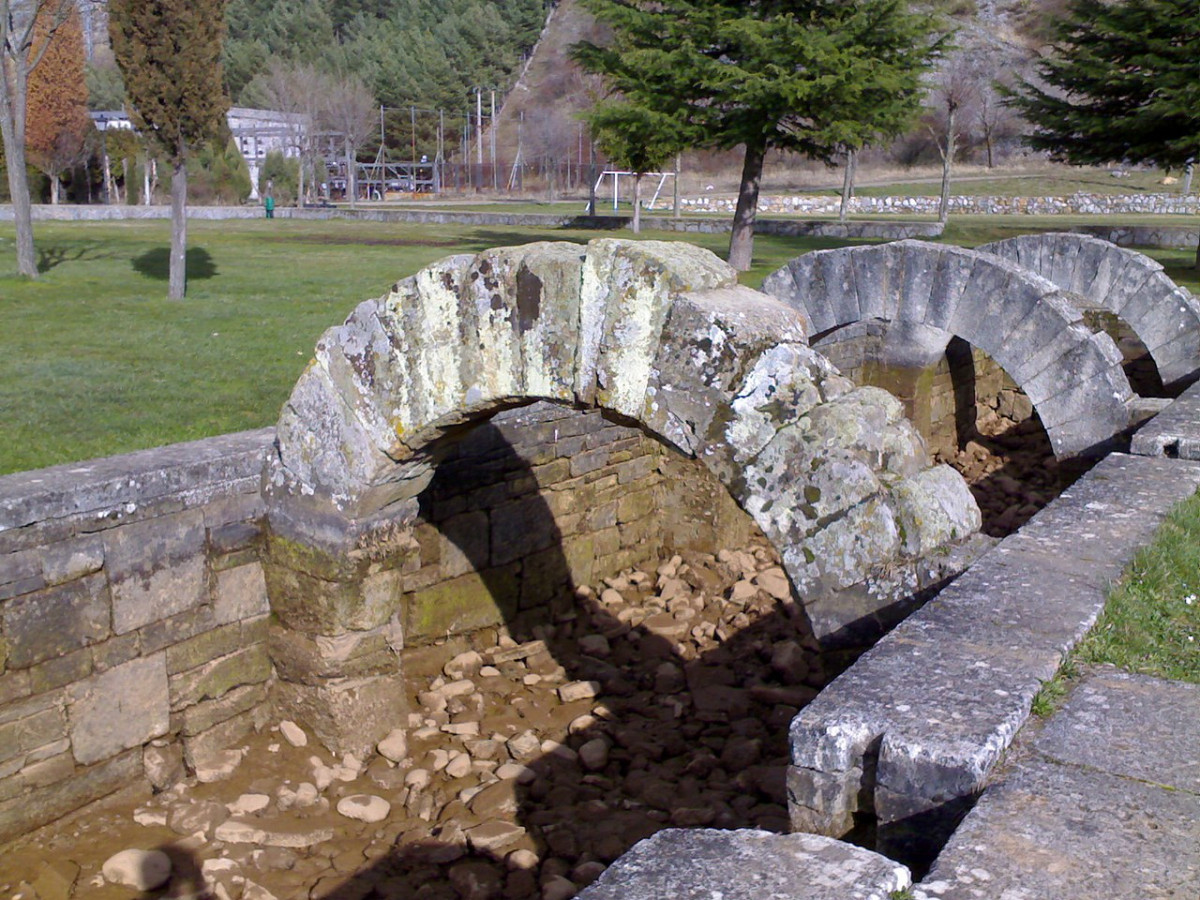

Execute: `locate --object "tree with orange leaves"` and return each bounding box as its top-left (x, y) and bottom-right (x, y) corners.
top-left (25, 4), bottom-right (92, 204)
top-left (1, 0), bottom-right (75, 276)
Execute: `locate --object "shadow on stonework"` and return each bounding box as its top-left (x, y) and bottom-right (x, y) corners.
top-left (317, 421), bottom-right (835, 900)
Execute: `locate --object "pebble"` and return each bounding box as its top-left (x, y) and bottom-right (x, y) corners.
top-left (377, 728), bottom-right (408, 763)
top-left (278, 720), bottom-right (308, 748)
top-left (101, 849), bottom-right (172, 891)
top-left (336, 794), bottom-right (391, 823)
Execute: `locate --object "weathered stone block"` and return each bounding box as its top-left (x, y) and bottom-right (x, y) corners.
top-left (0, 549), bottom-right (43, 601)
top-left (168, 645), bottom-right (272, 709)
top-left (29, 648), bottom-right (93, 694)
top-left (269, 624), bottom-right (399, 684)
top-left (272, 673), bottom-right (408, 757)
top-left (103, 510), bottom-right (207, 634)
top-left (67, 655), bottom-right (169, 766)
top-left (2, 574), bottom-right (110, 668)
top-left (178, 683), bottom-right (270, 737)
top-left (405, 567), bottom-right (518, 642)
top-left (166, 622), bottom-right (244, 675)
top-left (438, 511), bottom-right (489, 577)
top-left (0, 748), bottom-right (143, 845)
top-left (213, 563), bottom-right (269, 624)
top-left (491, 495), bottom-right (559, 566)
top-left (40, 536), bottom-right (104, 586)
top-left (577, 829), bottom-right (910, 900)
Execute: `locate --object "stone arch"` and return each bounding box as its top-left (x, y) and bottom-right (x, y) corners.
top-left (264, 239), bottom-right (980, 752)
top-left (761, 240), bottom-right (1135, 459)
top-left (977, 232), bottom-right (1200, 389)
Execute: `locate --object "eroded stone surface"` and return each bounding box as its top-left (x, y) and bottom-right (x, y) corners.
top-left (576, 829), bottom-right (910, 900)
top-left (915, 672), bottom-right (1200, 899)
top-left (979, 233), bottom-right (1200, 387)
top-left (787, 453), bottom-right (1200, 868)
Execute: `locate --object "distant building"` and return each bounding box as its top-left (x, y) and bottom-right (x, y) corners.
top-left (89, 107), bottom-right (309, 201)
top-left (227, 108), bottom-right (309, 200)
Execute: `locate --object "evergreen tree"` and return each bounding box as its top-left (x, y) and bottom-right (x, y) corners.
top-left (1007, 0), bottom-right (1200, 267)
top-left (586, 102), bottom-right (683, 233)
top-left (574, 0), bottom-right (944, 270)
top-left (26, 5), bottom-right (93, 205)
top-left (110, 0), bottom-right (231, 299)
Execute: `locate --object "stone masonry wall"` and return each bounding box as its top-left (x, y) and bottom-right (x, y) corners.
top-left (0, 406), bottom-right (759, 842)
top-left (814, 325), bottom-right (1025, 458)
top-left (0, 431), bottom-right (276, 844)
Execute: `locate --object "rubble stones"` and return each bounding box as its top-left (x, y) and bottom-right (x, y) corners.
top-left (0, 541), bottom-right (824, 900)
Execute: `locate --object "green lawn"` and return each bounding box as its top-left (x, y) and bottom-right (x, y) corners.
top-left (0, 216), bottom-right (1196, 475)
top-left (1078, 491), bottom-right (1200, 684)
top-left (0, 219), bottom-right (875, 474)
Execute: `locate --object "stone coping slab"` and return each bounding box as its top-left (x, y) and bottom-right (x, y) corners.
top-left (576, 829), bottom-right (911, 900)
top-left (1130, 378), bottom-right (1200, 459)
top-left (0, 429), bottom-right (274, 538)
top-left (914, 672), bottom-right (1200, 898)
top-left (787, 453), bottom-right (1200, 868)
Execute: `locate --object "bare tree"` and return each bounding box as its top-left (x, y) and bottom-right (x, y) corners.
top-left (244, 60), bottom-right (322, 206)
top-left (1, 0), bottom-right (73, 277)
top-left (927, 52), bottom-right (979, 223)
top-left (319, 72), bottom-right (376, 209)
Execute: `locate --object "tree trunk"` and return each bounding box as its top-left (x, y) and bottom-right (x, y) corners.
top-left (346, 140), bottom-right (356, 209)
top-left (728, 139), bottom-right (766, 271)
top-left (839, 149), bottom-right (857, 223)
top-left (632, 172), bottom-right (642, 234)
top-left (0, 66), bottom-right (38, 278)
top-left (169, 160), bottom-right (187, 300)
top-left (1182, 164), bottom-right (1194, 195)
top-left (50, 173), bottom-right (60, 205)
top-left (938, 106), bottom-right (956, 224)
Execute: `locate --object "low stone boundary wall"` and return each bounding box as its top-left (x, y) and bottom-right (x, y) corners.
top-left (1071, 223), bottom-right (1200, 251)
top-left (686, 192), bottom-right (1200, 218)
top-left (0, 203), bottom-right (941, 240)
top-left (0, 430), bottom-right (275, 844)
top-left (786, 450), bottom-right (1200, 869)
top-left (1130, 378), bottom-right (1200, 458)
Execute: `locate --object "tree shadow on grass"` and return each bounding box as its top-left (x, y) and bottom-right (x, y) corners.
top-left (36, 242), bottom-right (120, 274)
top-left (131, 247), bottom-right (218, 281)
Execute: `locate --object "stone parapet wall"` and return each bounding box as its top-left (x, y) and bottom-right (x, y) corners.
top-left (0, 430), bottom-right (276, 844)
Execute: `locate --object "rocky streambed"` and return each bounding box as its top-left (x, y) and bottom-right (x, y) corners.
top-left (2, 539), bottom-right (829, 900)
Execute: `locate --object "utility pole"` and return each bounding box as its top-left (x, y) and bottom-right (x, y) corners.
top-left (490, 89), bottom-right (497, 191)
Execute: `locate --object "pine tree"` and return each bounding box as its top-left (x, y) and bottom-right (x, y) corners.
top-left (25, 5), bottom-right (93, 205)
top-left (109, 0), bottom-right (231, 299)
top-left (573, 0), bottom-right (945, 270)
top-left (1008, 0), bottom-right (1200, 268)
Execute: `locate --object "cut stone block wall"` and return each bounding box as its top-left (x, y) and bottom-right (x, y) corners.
top-left (0, 405), bottom-right (763, 842)
top-left (0, 431), bottom-right (275, 844)
top-left (815, 324), bottom-right (1027, 458)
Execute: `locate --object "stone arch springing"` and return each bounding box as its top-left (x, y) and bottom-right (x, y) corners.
top-left (761, 240), bottom-right (1136, 459)
top-left (977, 232), bottom-right (1200, 390)
top-left (263, 239), bottom-right (981, 753)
